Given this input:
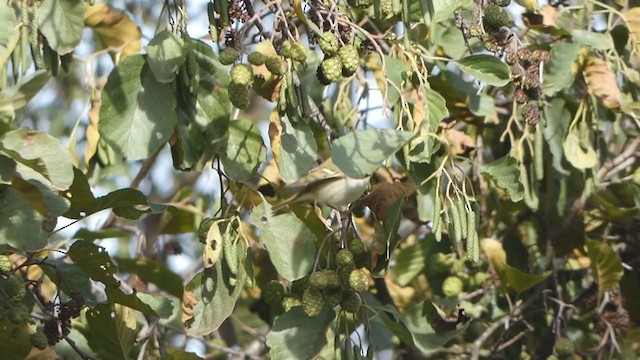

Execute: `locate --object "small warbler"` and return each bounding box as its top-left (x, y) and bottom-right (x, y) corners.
top-left (274, 158), bottom-right (371, 211)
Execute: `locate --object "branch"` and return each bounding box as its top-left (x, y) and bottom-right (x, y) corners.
top-left (597, 137), bottom-right (640, 182)
top-left (100, 147), bottom-right (163, 229)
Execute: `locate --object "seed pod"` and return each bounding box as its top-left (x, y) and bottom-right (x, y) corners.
top-left (449, 199), bottom-right (463, 253)
top-left (223, 233), bottom-right (238, 274)
top-left (186, 50), bottom-right (199, 93)
top-left (456, 199), bottom-right (468, 240)
top-left (534, 128), bottom-right (544, 181)
top-left (432, 195), bottom-right (442, 241)
top-left (466, 208), bottom-right (479, 262)
top-left (297, 82), bottom-right (312, 119)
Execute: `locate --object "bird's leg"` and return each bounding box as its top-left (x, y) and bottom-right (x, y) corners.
top-left (339, 209), bottom-right (354, 248)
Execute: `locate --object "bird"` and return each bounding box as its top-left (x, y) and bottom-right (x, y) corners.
top-left (273, 158), bottom-right (371, 211)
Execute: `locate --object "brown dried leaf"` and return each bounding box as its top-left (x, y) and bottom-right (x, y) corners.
top-left (181, 289), bottom-right (197, 324)
top-left (584, 57), bottom-right (622, 110)
top-left (84, 4), bottom-right (141, 61)
top-left (540, 5), bottom-right (559, 27)
top-left (444, 128), bottom-right (475, 155)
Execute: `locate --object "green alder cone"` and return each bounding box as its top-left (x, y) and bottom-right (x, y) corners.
top-left (442, 276), bottom-right (464, 298)
top-left (322, 288), bottom-right (343, 307)
top-left (341, 290), bottom-right (362, 313)
top-left (339, 263), bottom-right (356, 286)
top-left (281, 296), bottom-right (302, 311)
top-left (336, 249), bottom-right (354, 268)
top-left (247, 51), bottom-right (266, 65)
top-left (319, 32), bottom-right (339, 56)
top-left (30, 331), bottom-right (48, 350)
top-left (427, 253), bottom-right (453, 275)
top-left (290, 41), bottom-right (308, 63)
top-left (265, 56), bottom-right (287, 76)
top-left (9, 303), bottom-right (30, 324)
top-left (493, 0), bottom-right (511, 6)
top-left (348, 0), bottom-right (373, 9)
top-left (0, 255), bottom-right (12, 272)
top-left (555, 338), bottom-right (575, 358)
top-left (338, 46), bottom-right (359, 77)
top-left (230, 64), bottom-right (254, 86)
top-left (6, 275), bottom-right (26, 302)
top-left (228, 82), bottom-right (250, 109)
top-left (348, 269), bottom-right (369, 293)
top-left (281, 40), bottom-right (294, 58)
top-left (309, 269), bottom-right (341, 290)
top-left (302, 287), bottom-right (324, 317)
top-left (484, 4), bottom-right (510, 29)
top-left (263, 280), bottom-right (285, 306)
top-left (318, 57), bottom-right (342, 85)
top-left (219, 48), bottom-right (239, 65)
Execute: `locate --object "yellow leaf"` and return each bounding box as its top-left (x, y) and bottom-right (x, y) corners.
top-left (513, 0), bottom-right (538, 11)
top-left (84, 4), bottom-right (141, 61)
top-left (583, 57), bottom-right (623, 110)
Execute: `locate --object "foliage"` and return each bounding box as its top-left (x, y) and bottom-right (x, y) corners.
top-left (1, 0), bottom-right (640, 359)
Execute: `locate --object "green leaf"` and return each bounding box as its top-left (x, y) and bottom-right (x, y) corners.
top-left (102, 189), bottom-right (151, 219)
top-left (1, 70), bottom-right (51, 110)
top-left (0, 128), bottom-right (74, 190)
top-left (114, 257), bottom-right (184, 298)
top-left (503, 264), bottom-right (549, 293)
top-left (249, 202), bottom-right (316, 281)
top-left (0, 1), bottom-right (17, 50)
top-left (393, 240), bottom-right (428, 286)
top-left (38, 0), bottom-right (84, 54)
top-left (374, 305), bottom-right (415, 346)
top-left (221, 119), bottom-right (266, 181)
top-left (0, 154), bottom-right (15, 184)
top-left (137, 293), bottom-right (175, 319)
top-left (543, 43), bottom-right (580, 95)
top-left (183, 263), bottom-right (246, 336)
top-left (403, 300), bottom-right (467, 353)
top-left (384, 196), bottom-right (405, 256)
top-left (563, 132), bottom-right (597, 170)
top-left (480, 156), bottom-right (524, 202)
top-left (0, 185), bottom-right (48, 251)
top-left (40, 259), bottom-right (98, 306)
top-left (383, 56), bottom-right (408, 105)
top-left (99, 55), bottom-right (177, 160)
top-left (0, 320), bottom-right (31, 360)
top-left (86, 304), bottom-right (140, 360)
top-left (189, 38), bottom-right (230, 86)
top-left (586, 239), bottom-right (624, 295)
top-left (146, 31), bottom-right (187, 83)
top-left (63, 167), bottom-right (97, 218)
top-left (277, 116), bottom-right (318, 183)
top-left (11, 176), bottom-right (70, 216)
top-left (571, 29), bottom-right (613, 50)
top-left (433, 0), bottom-right (473, 22)
top-left (266, 307), bottom-right (335, 360)
top-left (481, 238), bottom-right (549, 293)
top-left (67, 240), bottom-right (157, 315)
top-left (331, 129), bottom-right (414, 178)
top-left (455, 54), bottom-right (511, 86)
top-left (543, 98), bottom-right (570, 175)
